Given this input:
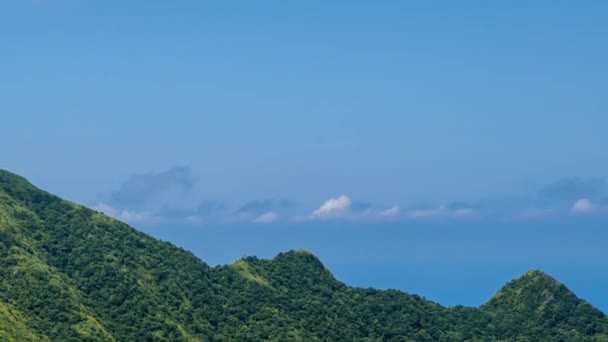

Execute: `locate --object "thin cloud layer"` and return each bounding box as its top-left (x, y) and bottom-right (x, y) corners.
top-left (539, 178), bottom-right (606, 201)
top-left (409, 207), bottom-right (445, 219)
top-left (236, 199), bottom-right (293, 216)
top-left (92, 169), bottom-right (608, 225)
top-left (452, 208), bottom-right (478, 218)
top-left (108, 165), bottom-right (197, 208)
top-left (380, 205), bottom-right (400, 218)
top-left (118, 210), bottom-right (154, 223)
top-left (93, 166), bottom-right (218, 225)
top-left (93, 203), bottom-right (156, 224)
top-left (407, 204), bottom-right (479, 220)
top-left (254, 212), bottom-right (279, 223)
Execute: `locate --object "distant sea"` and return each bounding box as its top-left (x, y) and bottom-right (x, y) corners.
top-left (141, 218), bottom-right (608, 313)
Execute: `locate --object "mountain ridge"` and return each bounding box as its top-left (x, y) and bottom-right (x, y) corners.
top-left (0, 169), bottom-right (607, 341)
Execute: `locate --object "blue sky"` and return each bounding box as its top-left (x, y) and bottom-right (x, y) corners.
top-left (2, 1), bottom-right (608, 311)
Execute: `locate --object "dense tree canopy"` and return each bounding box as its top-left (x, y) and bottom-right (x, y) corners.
top-left (0, 170), bottom-right (606, 341)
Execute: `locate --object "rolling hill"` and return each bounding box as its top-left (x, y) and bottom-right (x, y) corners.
top-left (0, 169), bottom-right (606, 341)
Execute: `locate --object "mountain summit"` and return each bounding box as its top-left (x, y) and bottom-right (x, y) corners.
top-left (0, 170), bottom-right (606, 341)
top-left (482, 270), bottom-right (606, 339)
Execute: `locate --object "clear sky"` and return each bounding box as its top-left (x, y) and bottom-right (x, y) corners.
top-left (2, 1), bottom-right (608, 311)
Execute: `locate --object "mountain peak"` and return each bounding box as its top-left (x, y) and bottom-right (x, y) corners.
top-left (484, 269), bottom-right (578, 310)
top-left (271, 250), bottom-right (329, 276)
top-left (274, 249), bottom-right (318, 261)
top-left (519, 269), bottom-right (558, 282)
top-left (482, 270), bottom-right (606, 338)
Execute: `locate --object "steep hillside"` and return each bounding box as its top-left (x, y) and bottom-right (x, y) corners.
top-left (0, 170), bottom-right (218, 340)
top-left (482, 270), bottom-right (607, 340)
top-left (0, 169), bottom-right (607, 341)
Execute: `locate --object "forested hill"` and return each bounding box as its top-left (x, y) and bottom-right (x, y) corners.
top-left (0, 169), bottom-right (607, 341)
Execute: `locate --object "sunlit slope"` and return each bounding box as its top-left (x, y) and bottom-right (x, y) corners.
top-left (0, 169), bottom-right (606, 341)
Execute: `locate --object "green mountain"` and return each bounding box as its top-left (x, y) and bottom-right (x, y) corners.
top-left (0, 169), bottom-right (606, 341)
top-left (481, 270), bottom-right (607, 340)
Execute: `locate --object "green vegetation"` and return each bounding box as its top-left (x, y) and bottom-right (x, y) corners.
top-left (0, 169), bottom-right (607, 341)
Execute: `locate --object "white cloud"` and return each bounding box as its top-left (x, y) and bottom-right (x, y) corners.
top-left (92, 202), bottom-right (117, 217)
top-left (118, 210), bottom-right (152, 223)
top-left (571, 198), bottom-right (597, 214)
top-left (380, 205), bottom-right (400, 218)
top-left (254, 211), bottom-right (279, 223)
top-left (91, 202), bottom-right (157, 224)
top-left (312, 195), bottom-right (351, 218)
